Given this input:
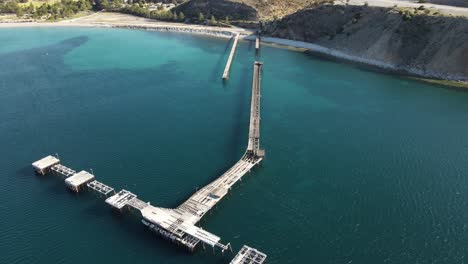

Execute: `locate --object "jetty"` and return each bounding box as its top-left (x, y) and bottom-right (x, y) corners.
top-left (31, 61), bottom-right (266, 263)
top-left (222, 33), bottom-right (240, 80)
top-left (255, 37), bottom-right (260, 52)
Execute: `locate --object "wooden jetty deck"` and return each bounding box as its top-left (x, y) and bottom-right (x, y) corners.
top-left (31, 61), bottom-right (267, 262)
top-left (222, 33), bottom-right (240, 80)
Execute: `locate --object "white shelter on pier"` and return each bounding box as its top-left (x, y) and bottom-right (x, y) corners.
top-left (32, 155), bottom-right (60, 175)
top-left (65, 170), bottom-right (95, 192)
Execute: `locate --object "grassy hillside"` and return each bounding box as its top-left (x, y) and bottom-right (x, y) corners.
top-left (0, 0), bottom-right (93, 20)
top-left (18, 0), bottom-right (62, 7)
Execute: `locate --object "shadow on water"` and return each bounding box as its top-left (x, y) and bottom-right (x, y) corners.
top-left (45, 180), bottom-right (78, 196)
top-left (82, 199), bottom-right (113, 218)
top-left (247, 39), bottom-right (253, 51)
top-left (16, 166), bottom-right (34, 178)
top-left (0, 36), bottom-right (88, 76)
top-left (98, 208), bottom-right (195, 256)
top-left (228, 62), bottom-right (251, 161)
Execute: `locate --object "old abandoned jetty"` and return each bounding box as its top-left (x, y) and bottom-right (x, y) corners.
top-left (222, 33), bottom-right (240, 80)
top-left (32, 61), bottom-right (266, 264)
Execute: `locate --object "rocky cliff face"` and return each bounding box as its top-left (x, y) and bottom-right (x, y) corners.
top-left (173, 0), bottom-right (311, 21)
top-left (263, 5), bottom-right (468, 80)
top-left (173, 0), bottom-right (258, 21)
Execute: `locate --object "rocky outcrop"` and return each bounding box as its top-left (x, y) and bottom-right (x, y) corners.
top-left (173, 0), bottom-right (310, 21)
top-left (263, 5), bottom-right (468, 80)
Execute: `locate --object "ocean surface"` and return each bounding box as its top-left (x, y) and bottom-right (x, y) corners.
top-left (1, 27), bottom-right (467, 264)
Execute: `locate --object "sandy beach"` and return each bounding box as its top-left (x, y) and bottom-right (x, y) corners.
top-left (0, 12), bottom-right (253, 37)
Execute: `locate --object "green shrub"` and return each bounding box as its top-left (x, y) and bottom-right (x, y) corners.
top-left (198, 12), bottom-right (204, 22)
top-left (209, 15), bottom-right (216, 26)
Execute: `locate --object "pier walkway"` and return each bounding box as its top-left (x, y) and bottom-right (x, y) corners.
top-left (178, 61), bottom-right (264, 224)
top-left (222, 33), bottom-right (240, 80)
top-left (87, 180), bottom-right (115, 196)
top-left (32, 61), bottom-right (266, 263)
top-left (230, 245), bottom-right (267, 264)
top-left (255, 37), bottom-right (260, 52)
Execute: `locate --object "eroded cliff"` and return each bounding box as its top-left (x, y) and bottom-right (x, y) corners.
top-left (263, 5), bottom-right (468, 80)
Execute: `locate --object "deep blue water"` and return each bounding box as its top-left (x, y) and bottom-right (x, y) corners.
top-left (1, 27), bottom-right (467, 264)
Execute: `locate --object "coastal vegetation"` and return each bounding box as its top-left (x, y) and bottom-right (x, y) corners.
top-left (118, 2), bottom-right (228, 26)
top-left (0, 0), bottom-right (92, 20)
top-left (0, 0), bottom-right (229, 25)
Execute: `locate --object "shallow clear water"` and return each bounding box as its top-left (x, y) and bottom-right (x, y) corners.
top-left (1, 27), bottom-right (467, 264)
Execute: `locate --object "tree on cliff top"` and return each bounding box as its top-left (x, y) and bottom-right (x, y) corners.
top-left (209, 15), bottom-right (216, 26)
top-left (198, 12), bottom-right (204, 22)
top-left (178, 12), bottom-right (185, 22)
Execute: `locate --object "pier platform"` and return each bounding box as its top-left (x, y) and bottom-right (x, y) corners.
top-left (32, 155), bottom-right (60, 175)
top-left (65, 170), bottom-right (95, 192)
top-left (255, 37), bottom-right (260, 52)
top-left (222, 33), bottom-right (240, 80)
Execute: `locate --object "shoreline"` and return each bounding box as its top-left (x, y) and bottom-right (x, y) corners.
top-left (257, 36), bottom-right (467, 85)
top-left (1, 13), bottom-right (466, 87)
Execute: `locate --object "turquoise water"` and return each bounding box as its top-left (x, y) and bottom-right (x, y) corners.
top-left (1, 27), bottom-right (468, 264)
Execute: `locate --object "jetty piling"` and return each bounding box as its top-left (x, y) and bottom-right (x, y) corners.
top-left (222, 33), bottom-right (240, 80)
top-left (31, 61), bottom-right (267, 263)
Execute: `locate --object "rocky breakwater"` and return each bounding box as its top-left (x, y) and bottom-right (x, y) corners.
top-left (108, 24), bottom-right (239, 39)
